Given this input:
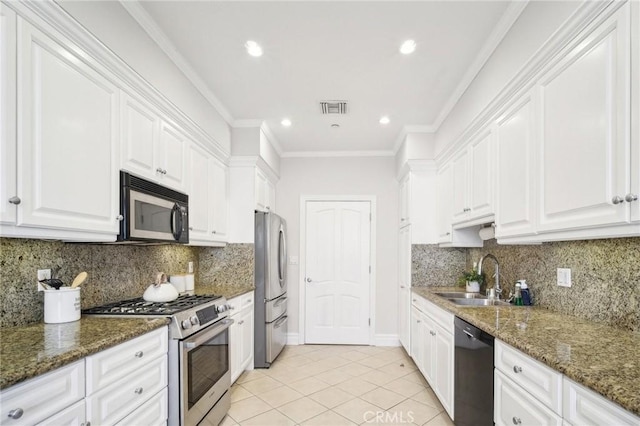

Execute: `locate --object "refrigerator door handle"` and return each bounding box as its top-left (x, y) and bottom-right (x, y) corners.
top-left (278, 227), bottom-right (286, 286)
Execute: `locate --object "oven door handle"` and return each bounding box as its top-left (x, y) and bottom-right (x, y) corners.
top-left (184, 318), bottom-right (234, 350)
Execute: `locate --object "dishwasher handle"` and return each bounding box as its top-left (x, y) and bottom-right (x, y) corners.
top-left (455, 316), bottom-right (494, 347)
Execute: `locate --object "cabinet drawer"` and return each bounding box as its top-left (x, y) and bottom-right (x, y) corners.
top-left (87, 355), bottom-right (167, 426)
top-left (563, 377), bottom-right (640, 426)
top-left (115, 387), bottom-right (167, 426)
top-left (36, 400), bottom-right (85, 426)
top-left (495, 340), bottom-right (562, 414)
top-left (86, 327), bottom-right (167, 394)
top-left (411, 293), bottom-right (429, 314)
top-left (495, 370), bottom-right (563, 426)
top-left (0, 360), bottom-right (84, 426)
top-left (424, 297), bottom-right (453, 331)
top-left (228, 291), bottom-right (254, 315)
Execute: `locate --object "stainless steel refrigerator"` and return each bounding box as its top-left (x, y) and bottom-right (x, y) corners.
top-left (254, 211), bottom-right (288, 368)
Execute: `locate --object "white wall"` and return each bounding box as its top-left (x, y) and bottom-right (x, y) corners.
top-left (58, 0), bottom-right (231, 153)
top-left (434, 1), bottom-right (580, 154)
top-left (276, 156), bottom-right (399, 341)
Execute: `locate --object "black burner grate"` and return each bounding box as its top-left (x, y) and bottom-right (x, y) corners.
top-left (82, 294), bottom-right (220, 316)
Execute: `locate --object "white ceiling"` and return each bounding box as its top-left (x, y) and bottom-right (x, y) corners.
top-left (134, 1), bottom-right (514, 156)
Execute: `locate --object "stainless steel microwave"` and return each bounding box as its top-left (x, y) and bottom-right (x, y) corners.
top-left (118, 171), bottom-right (189, 244)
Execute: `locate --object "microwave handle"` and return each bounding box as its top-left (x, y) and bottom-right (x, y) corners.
top-left (171, 203), bottom-right (182, 241)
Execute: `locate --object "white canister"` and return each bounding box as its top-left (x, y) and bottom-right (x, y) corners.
top-left (44, 288), bottom-right (81, 324)
top-left (185, 274), bottom-right (195, 293)
top-left (169, 274), bottom-right (187, 294)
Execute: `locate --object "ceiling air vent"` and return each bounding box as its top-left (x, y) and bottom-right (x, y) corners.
top-left (320, 100), bottom-right (348, 115)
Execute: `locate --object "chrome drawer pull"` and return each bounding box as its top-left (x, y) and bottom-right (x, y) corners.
top-left (513, 365), bottom-right (522, 373)
top-left (512, 417), bottom-right (522, 425)
top-left (134, 387), bottom-right (143, 394)
top-left (135, 351), bottom-right (143, 358)
top-left (7, 408), bottom-right (23, 419)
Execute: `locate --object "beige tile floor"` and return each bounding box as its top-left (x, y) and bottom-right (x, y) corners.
top-left (221, 345), bottom-right (455, 426)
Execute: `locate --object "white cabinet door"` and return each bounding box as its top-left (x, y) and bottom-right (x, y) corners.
top-left (398, 225), bottom-right (411, 353)
top-left (229, 317), bottom-right (241, 383)
top-left (17, 19), bottom-right (119, 234)
top-left (451, 148), bottom-right (469, 223)
top-left (36, 400), bottom-right (85, 426)
top-left (410, 307), bottom-right (423, 373)
top-left (0, 4), bottom-right (16, 225)
top-left (115, 388), bottom-right (167, 426)
top-left (468, 128), bottom-right (494, 219)
top-left (434, 324), bottom-right (454, 418)
top-left (495, 370), bottom-right (563, 426)
top-left (211, 157), bottom-right (228, 240)
top-left (399, 174), bottom-right (410, 227)
top-left (632, 0), bottom-right (640, 223)
top-left (187, 142), bottom-right (212, 242)
top-left (563, 377), bottom-right (640, 426)
top-left (238, 304), bottom-right (254, 371)
top-left (495, 92), bottom-right (537, 238)
top-left (537, 5), bottom-right (632, 232)
top-left (255, 168), bottom-right (268, 212)
top-left (436, 164), bottom-right (453, 243)
top-left (266, 178), bottom-right (276, 213)
top-left (157, 122), bottom-right (187, 191)
top-left (120, 93), bottom-right (159, 179)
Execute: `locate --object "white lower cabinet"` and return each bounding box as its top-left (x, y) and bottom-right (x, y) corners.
top-left (115, 387), bottom-right (167, 426)
top-left (495, 340), bottom-right (639, 426)
top-left (36, 400), bottom-right (86, 426)
top-left (229, 291), bottom-right (254, 383)
top-left (0, 360), bottom-right (85, 426)
top-left (495, 370), bottom-right (563, 426)
top-left (563, 377), bottom-right (640, 426)
top-left (410, 293), bottom-right (454, 419)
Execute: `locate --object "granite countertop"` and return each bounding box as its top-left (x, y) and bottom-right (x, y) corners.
top-left (0, 317), bottom-right (169, 390)
top-left (412, 287), bottom-right (640, 416)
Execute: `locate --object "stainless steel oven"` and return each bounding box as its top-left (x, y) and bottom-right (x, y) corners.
top-left (178, 318), bottom-right (233, 426)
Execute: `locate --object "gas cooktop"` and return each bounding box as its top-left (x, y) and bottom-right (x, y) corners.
top-left (82, 294), bottom-right (221, 316)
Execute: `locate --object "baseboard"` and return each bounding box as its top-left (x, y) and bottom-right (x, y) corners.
top-left (374, 334), bottom-right (401, 347)
top-left (286, 332), bottom-right (300, 345)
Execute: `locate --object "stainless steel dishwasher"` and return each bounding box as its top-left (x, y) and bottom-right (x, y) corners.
top-left (454, 317), bottom-right (494, 426)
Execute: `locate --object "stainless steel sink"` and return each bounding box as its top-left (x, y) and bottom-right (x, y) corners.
top-left (434, 292), bottom-right (487, 299)
top-left (446, 298), bottom-right (511, 307)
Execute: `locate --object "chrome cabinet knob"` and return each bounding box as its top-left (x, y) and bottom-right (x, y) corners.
top-left (306, 277), bottom-right (312, 282)
top-left (512, 417), bottom-right (522, 425)
top-left (8, 196), bottom-right (21, 205)
top-left (625, 193), bottom-right (638, 202)
top-left (156, 167), bottom-right (163, 174)
top-left (212, 230), bottom-right (216, 234)
top-left (116, 215), bottom-right (124, 221)
top-left (134, 351), bottom-right (143, 358)
top-left (134, 387), bottom-right (143, 395)
top-left (7, 408), bottom-right (23, 419)
top-left (513, 365), bottom-right (522, 373)
top-left (612, 196), bottom-right (624, 205)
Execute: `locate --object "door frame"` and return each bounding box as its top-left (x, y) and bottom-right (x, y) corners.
top-left (298, 195), bottom-right (377, 345)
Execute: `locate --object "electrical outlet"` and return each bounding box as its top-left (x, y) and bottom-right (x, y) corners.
top-left (37, 269), bottom-right (51, 291)
top-left (188, 261), bottom-right (194, 274)
top-left (557, 268), bottom-right (572, 287)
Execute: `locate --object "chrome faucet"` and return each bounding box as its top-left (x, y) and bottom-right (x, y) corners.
top-left (478, 253), bottom-right (501, 298)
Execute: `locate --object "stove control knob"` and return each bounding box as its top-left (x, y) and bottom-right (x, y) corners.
top-left (216, 305), bottom-right (228, 313)
top-left (181, 319), bottom-right (192, 330)
top-left (190, 315), bottom-right (199, 326)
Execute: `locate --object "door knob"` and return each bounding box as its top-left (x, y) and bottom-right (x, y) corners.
top-left (306, 278), bottom-right (312, 282)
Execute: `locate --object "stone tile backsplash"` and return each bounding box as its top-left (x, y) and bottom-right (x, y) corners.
top-left (0, 238), bottom-right (253, 328)
top-left (411, 245), bottom-right (466, 287)
top-left (467, 238), bottom-right (640, 331)
top-left (198, 244), bottom-right (254, 297)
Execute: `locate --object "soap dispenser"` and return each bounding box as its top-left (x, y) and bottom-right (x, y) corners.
top-left (519, 280), bottom-right (531, 306)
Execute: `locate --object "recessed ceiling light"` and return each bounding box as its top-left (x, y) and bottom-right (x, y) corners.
top-left (245, 40), bottom-right (263, 57)
top-left (400, 40), bottom-right (416, 55)
top-left (379, 116), bottom-right (390, 125)
top-left (281, 118), bottom-right (292, 127)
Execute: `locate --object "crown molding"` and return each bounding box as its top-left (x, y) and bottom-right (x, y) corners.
top-left (430, 0), bottom-right (529, 132)
top-left (391, 125), bottom-right (436, 155)
top-left (435, 0), bottom-right (616, 165)
top-left (232, 119), bottom-right (264, 128)
top-left (259, 123), bottom-right (284, 157)
top-left (119, 0), bottom-right (235, 125)
top-left (281, 150), bottom-right (395, 159)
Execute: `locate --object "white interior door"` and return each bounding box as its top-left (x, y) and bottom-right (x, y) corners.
top-left (304, 201), bottom-right (371, 344)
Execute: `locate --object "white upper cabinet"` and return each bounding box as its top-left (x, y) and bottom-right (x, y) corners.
top-left (451, 148), bottom-right (469, 224)
top-left (120, 93), bottom-right (160, 181)
top-left (436, 164), bottom-right (454, 243)
top-left (399, 174), bottom-right (410, 227)
top-left (632, 0), bottom-right (640, 223)
top-left (467, 129), bottom-right (494, 220)
top-left (495, 91), bottom-right (537, 239)
top-left (0, 4), bottom-right (16, 225)
top-left (255, 167), bottom-right (275, 213)
top-left (13, 18), bottom-right (119, 237)
top-left (187, 143), bottom-right (228, 245)
top-left (536, 3), bottom-right (632, 232)
top-left (157, 122), bottom-right (187, 191)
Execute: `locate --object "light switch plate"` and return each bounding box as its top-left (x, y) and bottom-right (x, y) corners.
top-left (557, 268), bottom-right (572, 287)
top-left (37, 269), bottom-right (51, 292)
